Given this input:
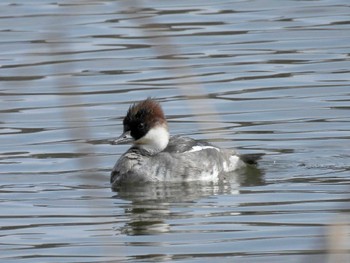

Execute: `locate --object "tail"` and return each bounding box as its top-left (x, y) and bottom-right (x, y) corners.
top-left (240, 153), bottom-right (264, 165)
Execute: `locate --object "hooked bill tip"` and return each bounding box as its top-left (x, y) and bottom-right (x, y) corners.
top-left (112, 131), bottom-right (133, 145)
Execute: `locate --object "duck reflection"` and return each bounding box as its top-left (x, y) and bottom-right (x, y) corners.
top-left (112, 167), bottom-right (264, 235)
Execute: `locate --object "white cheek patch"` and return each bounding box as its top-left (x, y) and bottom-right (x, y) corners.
top-left (187, 145), bottom-right (220, 153)
top-left (135, 126), bottom-right (169, 154)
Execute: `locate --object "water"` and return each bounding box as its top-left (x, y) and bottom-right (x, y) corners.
top-left (1, 0), bottom-right (350, 262)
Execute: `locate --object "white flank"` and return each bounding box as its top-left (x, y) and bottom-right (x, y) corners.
top-left (199, 165), bottom-right (220, 181)
top-left (187, 145), bottom-right (220, 153)
top-left (227, 155), bottom-right (240, 171)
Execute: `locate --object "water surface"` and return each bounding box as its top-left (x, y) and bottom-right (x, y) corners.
top-left (1, 0), bottom-right (350, 262)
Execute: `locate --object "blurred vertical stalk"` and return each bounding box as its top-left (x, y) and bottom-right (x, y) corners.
top-left (48, 39), bottom-right (102, 182)
top-left (326, 215), bottom-right (350, 263)
top-left (47, 1), bottom-right (109, 261)
top-left (123, 0), bottom-right (223, 139)
top-left (48, 4), bottom-right (103, 183)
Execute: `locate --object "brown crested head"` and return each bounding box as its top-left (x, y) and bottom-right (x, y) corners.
top-left (123, 98), bottom-right (167, 141)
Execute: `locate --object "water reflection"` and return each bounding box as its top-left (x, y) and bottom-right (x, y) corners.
top-left (113, 166), bottom-right (264, 235)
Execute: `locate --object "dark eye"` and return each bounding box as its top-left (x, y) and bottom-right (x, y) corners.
top-left (138, 123), bottom-right (145, 129)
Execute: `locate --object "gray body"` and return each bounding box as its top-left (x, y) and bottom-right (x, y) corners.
top-left (111, 136), bottom-right (246, 185)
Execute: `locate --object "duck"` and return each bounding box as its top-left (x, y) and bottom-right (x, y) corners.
top-left (111, 98), bottom-right (262, 185)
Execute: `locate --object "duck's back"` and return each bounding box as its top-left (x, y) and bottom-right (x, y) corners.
top-left (164, 135), bottom-right (215, 153)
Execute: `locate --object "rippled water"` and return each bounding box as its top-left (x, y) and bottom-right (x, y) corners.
top-left (1, 0), bottom-right (350, 262)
